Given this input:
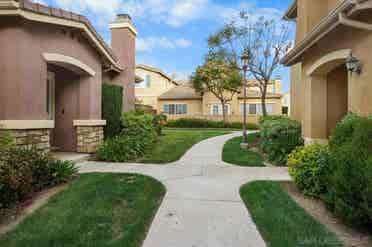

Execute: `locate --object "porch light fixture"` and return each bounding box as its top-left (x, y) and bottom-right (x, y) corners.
top-left (240, 49), bottom-right (251, 148)
top-left (346, 54), bottom-right (362, 74)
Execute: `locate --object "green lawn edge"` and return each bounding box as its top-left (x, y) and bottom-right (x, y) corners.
top-left (0, 173), bottom-right (166, 247)
top-left (240, 181), bottom-right (343, 247)
top-left (136, 129), bottom-right (231, 164)
top-left (222, 133), bottom-right (264, 167)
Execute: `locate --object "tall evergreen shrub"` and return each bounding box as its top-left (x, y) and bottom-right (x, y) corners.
top-left (102, 84), bottom-right (123, 138)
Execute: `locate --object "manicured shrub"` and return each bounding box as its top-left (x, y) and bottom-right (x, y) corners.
top-left (288, 144), bottom-right (330, 197)
top-left (102, 83), bottom-right (123, 138)
top-left (259, 115), bottom-right (287, 125)
top-left (97, 111), bottom-right (159, 162)
top-left (260, 118), bottom-right (303, 165)
top-left (0, 146), bottom-right (78, 208)
top-left (0, 130), bottom-right (13, 148)
top-left (153, 114), bottom-right (167, 135)
top-left (325, 114), bottom-right (372, 227)
top-left (121, 111), bottom-right (157, 142)
top-left (165, 118), bottom-right (259, 130)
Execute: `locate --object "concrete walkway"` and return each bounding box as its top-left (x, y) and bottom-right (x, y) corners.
top-left (78, 132), bottom-right (291, 247)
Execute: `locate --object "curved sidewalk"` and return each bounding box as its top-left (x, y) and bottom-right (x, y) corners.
top-left (78, 132), bottom-right (291, 247)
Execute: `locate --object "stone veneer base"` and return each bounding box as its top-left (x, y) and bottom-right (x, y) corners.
top-left (76, 126), bottom-right (104, 153)
top-left (0, 129), bottom-right (51, 152)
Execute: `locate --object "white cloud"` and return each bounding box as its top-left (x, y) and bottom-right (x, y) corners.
top-left (52, 0), bottom-right (283, 28)
top-left (31, 0), bottom-right (46, 4)
top-left (175, 38), bottom-right (192, 48)
top-left (122, 0), bottom-right (283, 27)
top-left (137, 37), bottom-right (192, 52)
top-left (54, 0), bottom-right (121, 21)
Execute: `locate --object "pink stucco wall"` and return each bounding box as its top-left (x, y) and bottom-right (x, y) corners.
top-left (111, 28), bottom-right (136, 112)
top-left (0, 17), bottom-right (102, 121)
top-left (0, 17), bottom-right (105, 152)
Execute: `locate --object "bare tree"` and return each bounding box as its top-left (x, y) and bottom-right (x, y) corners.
top-left (208, 12), bottom-right (292, 116)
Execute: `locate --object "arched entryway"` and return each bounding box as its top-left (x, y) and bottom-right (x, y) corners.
top-left (304, 49), bottom-right (350, 143)
top-left (43, 53), bottom-right (96, 152)
top-left (326, 64), bottom-right (348, 136)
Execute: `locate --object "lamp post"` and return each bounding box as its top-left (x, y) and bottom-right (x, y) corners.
top-left (240, 50), bottom-right (250, 148)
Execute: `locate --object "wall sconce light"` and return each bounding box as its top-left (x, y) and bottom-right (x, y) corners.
top-left (346, 54), bottom-right (362, 74)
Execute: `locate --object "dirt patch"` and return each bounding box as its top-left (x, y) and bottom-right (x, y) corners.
top-left (281, 182), bottom-right (372, 247)
top-left (0, 184), bottom-right (68, 235)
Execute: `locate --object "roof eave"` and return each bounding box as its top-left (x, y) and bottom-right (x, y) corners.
top-left (281, 0), bottom-right (354, 66)
top-left (1, 0), bottom-right (122, 70)
top-left (283, 0), bottom-right (297, 20)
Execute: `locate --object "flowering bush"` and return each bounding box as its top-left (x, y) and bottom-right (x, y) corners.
top-left (0, 145), bottom-right (77, 209)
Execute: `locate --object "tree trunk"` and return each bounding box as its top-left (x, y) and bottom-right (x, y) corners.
top-left (261, 87), bottom-right (268, 117)
top-left (221, 101), bottom-right (227, 126)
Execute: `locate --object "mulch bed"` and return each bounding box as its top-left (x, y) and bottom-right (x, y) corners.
top-left (281, 182), bottom-right (372, 247)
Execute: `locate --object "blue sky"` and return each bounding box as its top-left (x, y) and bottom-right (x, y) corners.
top-left (34, 0), bottom-right (294, 92)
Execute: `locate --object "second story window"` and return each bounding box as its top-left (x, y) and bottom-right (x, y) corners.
top-left (145, 75), bottom-right (151, 88)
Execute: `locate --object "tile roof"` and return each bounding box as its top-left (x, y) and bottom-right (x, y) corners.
top-left (136, 64), bottom-right (179, 85)
top-left (8, 0), bottom-right (121, 71)
top-left (159, 85), bottom-right (203, 100)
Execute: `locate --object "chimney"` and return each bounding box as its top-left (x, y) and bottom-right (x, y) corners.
top-left (109, 14), bottom-right (137, 112)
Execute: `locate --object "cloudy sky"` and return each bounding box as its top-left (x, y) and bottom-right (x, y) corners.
top-left (33, 0), bottom-right (294, 92)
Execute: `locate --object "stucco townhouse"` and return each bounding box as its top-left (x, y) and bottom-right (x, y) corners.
top-left (0, 0), bottom-right (137, 153)
top-left (135, 64), bottom-right (179, 111)
top-left (282, 0), bottom-right (372, 144)
top-left (158, 78), bottom-right (283, 123)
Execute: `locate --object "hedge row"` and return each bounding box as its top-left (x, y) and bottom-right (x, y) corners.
top-left (165, 118), bottom-right (259, 130)
top-left (288, 114), bottom-right (372, 227)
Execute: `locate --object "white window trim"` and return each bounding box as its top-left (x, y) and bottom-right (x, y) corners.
top-left (210, 104), bottom-right (231, 115)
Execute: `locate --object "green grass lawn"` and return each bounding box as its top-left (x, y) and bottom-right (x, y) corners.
top-left (0, 174), bottom-right (166, 247)
top-left (222, 133), bottom-right (264, 167)
top-left (240, 181), bottom-right (342, 247)
top-left (137, 129), bottom-right (231, 164)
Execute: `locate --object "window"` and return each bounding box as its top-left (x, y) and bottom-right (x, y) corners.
top-left (164, 104), bottom-right (187, 115)
top-left (240, 103), bottom-right (275, 115)
top-left (145, 75), bottom-right (151, 88)
top-left (135, 74), bottom-right (151, 88)
top-left (212, 105), bottom-right (219, 115)
top-left (210, 104), bottom-right (230, 115)
top-left (46, 72), bottom-right (55, 120)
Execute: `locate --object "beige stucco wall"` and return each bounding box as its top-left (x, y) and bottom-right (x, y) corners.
top-left (135, 67), bottom-right (175, 110)
top-left (290, 10), bottom-right (372, 141)
top-left (296, 0), bottom-right (343, 42)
